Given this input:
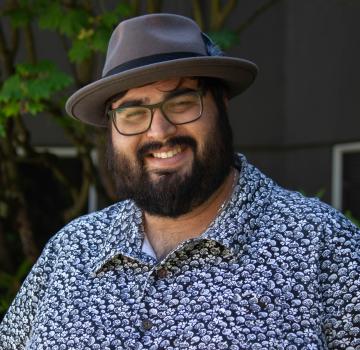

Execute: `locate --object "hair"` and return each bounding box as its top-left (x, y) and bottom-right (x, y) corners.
top-left (197, 77), bottom-right (234, 157)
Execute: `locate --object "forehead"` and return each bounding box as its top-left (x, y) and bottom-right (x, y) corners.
top-left (112, 78), bottom-right (198, 106)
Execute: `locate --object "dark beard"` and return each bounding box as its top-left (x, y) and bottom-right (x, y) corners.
top-left (107, 115), bottom-right (234, 218)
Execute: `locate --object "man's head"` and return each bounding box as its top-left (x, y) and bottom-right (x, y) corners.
top-left (107, 77), bottom-right (234, 217)
top-left (64, 13), bottom-right (258, 216)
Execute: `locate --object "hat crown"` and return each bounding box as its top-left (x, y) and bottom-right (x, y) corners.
top-left (66, 13), bottom-right (258, 127)
top-left (103, 14), bottom-right (207, 77)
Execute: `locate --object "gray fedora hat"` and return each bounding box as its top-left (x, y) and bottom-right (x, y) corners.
top-left (65, 13), bottom-right (258, 127)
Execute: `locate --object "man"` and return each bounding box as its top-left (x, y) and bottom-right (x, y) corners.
top-left (0, 13), bottom-right (359, 350)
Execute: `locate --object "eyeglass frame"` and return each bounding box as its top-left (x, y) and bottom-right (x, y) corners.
top-left (107, 88), bottom-right (205, 136)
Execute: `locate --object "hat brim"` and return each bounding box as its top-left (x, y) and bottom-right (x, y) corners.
top-left (65, 56), bottom-right (258, 127)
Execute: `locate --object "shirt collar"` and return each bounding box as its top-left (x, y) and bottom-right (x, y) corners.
top-left (201, 154), bottom-right (273, 256)
top-left (90, 153), bottom-right (274, 274)
top-left (90, 202), bottom-right (154, 274)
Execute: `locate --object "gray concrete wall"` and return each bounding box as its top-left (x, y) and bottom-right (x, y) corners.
top-left (285, 0), bottom-right (360, 145)
top-left (283, 0), bottom-right (360, 201)
top-left (229, 0), bottom-right (360, 204)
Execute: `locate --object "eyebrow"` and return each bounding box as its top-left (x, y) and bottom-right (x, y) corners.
top-left (114, 87), bottom-right (198, 109)
top-left (116, 99), bottom-right (145, 109)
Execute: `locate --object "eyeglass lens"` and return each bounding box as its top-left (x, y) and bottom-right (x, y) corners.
top-left (111, 91), bottom-right (202, 135)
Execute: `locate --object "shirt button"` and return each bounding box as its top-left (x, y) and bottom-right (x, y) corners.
top-left (142, 319), bottom-right (153, 331)
top-left (156, 268), bottom-right (168, 279)
top-left (258, 301), bottom-right (267, 309)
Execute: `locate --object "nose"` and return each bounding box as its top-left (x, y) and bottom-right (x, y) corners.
top-left (146, 108), bottom-right (177, 140)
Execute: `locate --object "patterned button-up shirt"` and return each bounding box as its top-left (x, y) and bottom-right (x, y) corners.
top-left (1, 154), bottom-right (359, 350)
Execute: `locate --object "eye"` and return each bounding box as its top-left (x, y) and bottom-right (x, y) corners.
top-left (165, 94), bottom-right (199, 113)
top-left (119, 107), bottom-right (148, 121)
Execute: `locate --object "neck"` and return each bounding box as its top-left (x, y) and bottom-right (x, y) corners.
top-left (143, 167), bottom-right (237, 260)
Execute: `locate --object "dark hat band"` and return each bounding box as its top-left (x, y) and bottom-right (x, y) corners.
top-left (104, 52), bottom-right (205, 78)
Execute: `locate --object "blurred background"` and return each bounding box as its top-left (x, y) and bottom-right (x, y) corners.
top-left (0, 0), bottom-right (359, 319)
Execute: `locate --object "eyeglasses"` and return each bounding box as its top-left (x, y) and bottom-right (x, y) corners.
top-left (108, 89), bottom-right (204, 136)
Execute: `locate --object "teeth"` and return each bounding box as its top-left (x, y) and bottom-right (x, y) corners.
top-left (153, 146), bottom-right (182, 159)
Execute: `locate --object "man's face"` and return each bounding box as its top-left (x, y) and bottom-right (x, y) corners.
top-left (107, 78), bottom-right (234, 217)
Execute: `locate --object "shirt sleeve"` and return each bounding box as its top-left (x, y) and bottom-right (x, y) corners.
top-left (320, 211), bottom-right (360, 349)
top-left (0, 236), bottom-right (58, 350)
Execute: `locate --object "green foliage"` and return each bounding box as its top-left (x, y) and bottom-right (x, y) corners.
top-left (69, 4), bottom-right (132, 62)
top-left (344, 210), bottom-right (360, 228)
top-left (36, 2), bottom-right (62, 30)
top-left (0, 60), bottom-right (73, 135)
top-left (60, 10), bottom-right (89, 37)
top-left (36, 1), bottom-right (133, 63)
top-left (3, 4), bottom-right (33, 27)
top-left (36, 1), bottom-right (89, 35)
top-left (0, 1), bottom-right (133, 137)
top-left (0, 259), bottom-right (32, 315)
top-left (208, 29), bottom-right (240, 50)
top-left (1, 60), bottom-right (73, 105)
top-left (1, 0), bottom-right (134, 65)
top-left (69, 39), bottom-right (93, 62)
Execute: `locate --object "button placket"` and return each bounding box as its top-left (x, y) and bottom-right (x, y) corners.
top-left (137, 265), bottom-right (171, 335)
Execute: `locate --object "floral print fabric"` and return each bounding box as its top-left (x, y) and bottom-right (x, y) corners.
top-left (0, 154), bottom-right (359, 350)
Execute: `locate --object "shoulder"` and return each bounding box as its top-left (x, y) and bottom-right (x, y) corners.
top-left (264, 183), bottom-right (359, 244)
top-left (44, 200), bottom-right (135, 259)
top-left (235, 154), bottom-right (359, 239)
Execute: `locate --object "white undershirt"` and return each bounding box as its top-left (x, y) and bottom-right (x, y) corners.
top-left (141, 235), bottom-right (157, 259)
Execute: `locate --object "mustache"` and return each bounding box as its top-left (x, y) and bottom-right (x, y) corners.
top-left (137, 136), bottom-right (197, 159)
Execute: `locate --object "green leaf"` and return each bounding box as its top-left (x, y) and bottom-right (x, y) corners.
top-left (92, 28), bottom-right (110, 52)
top-left (58, 9), bottom-right (89, 37)
top-left (208, 30), bottom-right (240, 50)
top-left (25, 101), bottom-right (45, 115)
top-left (37, 2), bottom-right (63, 30)
top-left (2, 101), bottom-right (20, 117)
top-left (113, 3), bottom-right (133, 17)
top-left (69, 40), bottom-right (92, 62)
top-left (27, 79), bottom-right (51, 100)
top-left (5, 7), bottom-right (32, 27)
top-left (101, 12), bottom-right (119, 28)
top-left (18, 0), bottom-right (32, 6)
top-left (48, 70), bottom-right (73, 90)
top-left (97, 3), bottom-right (132, 30)
top-left (16, 61), bottom-right (48, 77)
top-left (0, 60), bottom-right (73, 119)
top-left (0, 76), bottom-right (23, 101)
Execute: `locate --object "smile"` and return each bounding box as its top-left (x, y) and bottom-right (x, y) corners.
top-left (152, 146), bottom-right (182, 159)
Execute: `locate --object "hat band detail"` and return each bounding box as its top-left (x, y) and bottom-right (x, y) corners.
top-left (104, 52), bottom-right (205, 77)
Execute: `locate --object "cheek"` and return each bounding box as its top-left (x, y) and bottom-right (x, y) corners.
top-left (110, 126), bottom-right (140, 158)
top-left (194, 111), bottom-right (218, 150)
